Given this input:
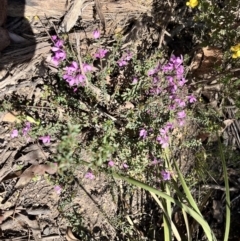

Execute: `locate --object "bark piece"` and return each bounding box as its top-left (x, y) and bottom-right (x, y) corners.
top-left (7, 0), bottom-right (68, 18)
top-left (60, 0), bottom-right (85, 32)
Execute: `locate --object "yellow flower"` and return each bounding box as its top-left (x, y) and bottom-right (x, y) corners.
top-left (186, 0), bottom-right (199, 8)
top-left (231, 44), bottom-right (240, 58)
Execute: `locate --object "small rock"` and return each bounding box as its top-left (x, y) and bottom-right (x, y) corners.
top-left (43, 226), bottom-right (50, 235)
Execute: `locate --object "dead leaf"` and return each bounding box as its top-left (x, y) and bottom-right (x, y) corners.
top-left (117, 101), bottom-right (134, 112)
top-left (25, 206), bottom-right (51, 216)
top-left (197, 132), bottom-right (209, 142)
top-left (16, 213), bottom-right (41, 241)
top-left (212, 200), bottom-right (223, 223)
top-left (23, 144), bottom-right (40, 153)
top-left (0, 150), bottom-right (12, 165)
top-left (0, 111), bottom-right (20, 123)
top-left (223, 119), bottom-right (235, 128)
top-left (15, 149), bottom-right (46, 165)
top-left (218, 119), bottom-right (235, 135)
top-left (15, 163), bottom-right (58, 189)
top-left (2, 170), bottom-right (23, 182)
top-left (0, 219), bottom-right (17, 231)
top-left (0, 210), bottom-right (20, 224)
top-left (66, 227), bottom-right (80, 241)
top-left (0, 150), bottom-right (17, 183)
top-left (192, 46), bottom-right (223, 78)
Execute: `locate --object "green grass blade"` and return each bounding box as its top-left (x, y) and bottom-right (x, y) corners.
top-left (113, 172), bottom-right (217, 241)
top-left (165, 183), bottom-right (172, 240)
top-left (163, 210), bottom-right (171, 241)
top-left (173, 160), bottom-right (202, 216)
top-left (150, 192), bottom-right (182, 241)
top-left (182, 209), bottom-right (191, 241)
top-left (218, 137), bottom-right (230, 241)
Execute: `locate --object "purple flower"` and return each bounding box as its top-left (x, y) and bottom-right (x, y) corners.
top-left (63, 62), bottom-right (88, 87)
top-left (75, 74), bottom-right (86, 86)
top-left (83, 63), bottom-right (93, 73)
top-left (132, 77), bottom-right (138, 84)
top-left (178, 78), bottom-right (186, 87)
top-left (161, 170), bottom-right (171, 180)
top-left (55, 50), bottom-right (66, 59)
top-left (169, 94), bottom-right (176, 100)
top-left (162, 63), bottom-right (174, 72)
top-left (123, 163), bottom-right (129, 169)
top-left (166, 122), bottom-right (174, 130)
top-left (169, 84), bottom-right (178, 94)
top-left (55, 39), bottom-right (64, 48)
top-left (160, 127), bottom-right (168, 136)
top-left (11, 129), bottom-right (18, 138)
top-left (23, 122), bottom-right (31, 136)
top-left (94, 48), bottom-right (108, 59)
top-left (177, 110), bottom-right (186, 119)
top-left (51, 50), bottom-right (66, 66)
top-left (178, 119), bottom-right (185, 126)
top-left (175, 98), bottom-right (186, 108)
top-left (123, 51), bottom-right (133, 61)
top-left (150, 158), bottom-right (162, 165)
top-left (188, 94), bottom-right (197, 103)
top-left (108, 160), bottom-right (115, 167)
top-left (169, 104), bottom-right (176, 110)
top-left (51, 36), bottom-right (66, 66)
top-left (166, 76), bottom-right (174, 84)
top-left (147, 68), bottom-right (156, 76)
top-left (93, 29), bottom-right (100, 39)
top-left (152, 76), bottom-right (159, 84)
top-left (64, 75), bottom-right (75, 86)
top-left (117, 58), bottom-right (128, 67)
top-left (85, 172), bottom-right (95, 179)
top-left (64, 61), bottom-right (79, 75)
top-left (139, 129), bottom-right (147, 139)
top-left (51, 35), bottom-right (57, 41)
top-left (170, 55), bottom-right (183, 67)
top-left (54, 185), bottom-right (62, 195)
top-left (39, 135), bottom-right (51, 144)
top-left (176, 65), bottom-right (184, 79)
top-left (150, 87), bottom-right (161, 95)
top-left (157, 135), bottom-right (169, 148)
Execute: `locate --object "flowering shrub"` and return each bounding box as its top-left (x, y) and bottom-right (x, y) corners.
top-left (11, 121), bottom-right (51, 144)
top-left (3, 9), bottom-right (232, 238)
top-left (49, 30), bottom-right (199, 186)
top-left (1, 0), bottom-right (236, 237)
